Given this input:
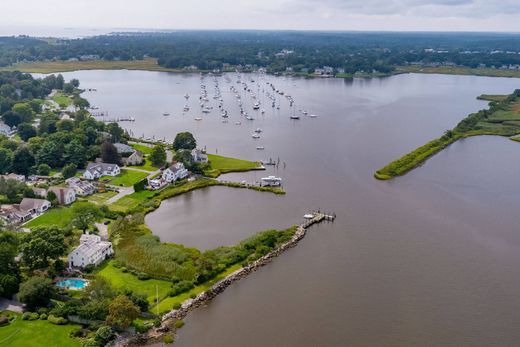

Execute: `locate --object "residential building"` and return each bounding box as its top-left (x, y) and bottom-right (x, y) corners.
top-left (19, 198), bottom-right (51, 214)
top-left (66, 177), bottom-right (96, 196)
top-left (192, 149), bottom-right (208, 163)
top-left (83, 162), bottom-right (121, 180)
top-left (48, 186), bottom-right (76, 205)
top-left (68, 233), bottom-right (113, 268)
top-left (0, 121), bottom-right (15, 137)
top-left (32, 187), bottom-right (47, 198)
top-left (0, 205), bottom-right (32, 224)
top-left (162, 162), bottom-right (189, 183)
top-left (123, 150), bottom-right (144, 166)
top-left (0, 173), bottom-right (25, 182)
top-left (114, 143), bottom-right (134, 154)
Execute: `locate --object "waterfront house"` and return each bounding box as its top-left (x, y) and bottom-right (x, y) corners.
top-left (162, 162), bottom-right (189, 183)
top-left (123, 150), bottom-right (144, 166)
top-left (83, 162), bottom-right (121, 180)
top-left (48, 186), bottom-right (76, 205)
top-left (19, 198), bottom-right (51, 214)
top-left (68, 233), bottom-right (113, 268)
top-left (192, 149), bottom-right (208, 163)
top-left (114, 143), bottom-right (134, 154)
top-left (66, 177), bottom-right (96, 196)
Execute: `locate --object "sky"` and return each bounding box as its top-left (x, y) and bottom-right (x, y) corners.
top-left (0, 0), bottom-right (519, 36)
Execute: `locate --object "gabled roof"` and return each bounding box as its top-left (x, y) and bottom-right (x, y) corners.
top-left (19, 198), bottom-right (49, 211)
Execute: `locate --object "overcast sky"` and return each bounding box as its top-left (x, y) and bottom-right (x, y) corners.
top-left (0, 0), bottom-right (519, 36)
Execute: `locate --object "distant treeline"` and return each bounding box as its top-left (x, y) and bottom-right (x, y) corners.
top-left (2, 31), bottom-right (520, 73)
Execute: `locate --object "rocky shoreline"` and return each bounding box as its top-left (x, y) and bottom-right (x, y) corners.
top-left (117, 212), bottom-right (334, 346)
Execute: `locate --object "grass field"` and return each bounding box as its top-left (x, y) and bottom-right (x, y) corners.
top-left (128, 159), bottom-right (159, 172)
top-left (86, 191), bottom-right (118, 205)
top-left (25, 206), bottom-right (74, 228)
top-left (0, 58), bottom-right (190, 74)
top-left (131, 143), bottom-right (154, 155)
top-left (396, 65), bottom-right (520, 78)
top-left (52, 92), bottom-right (72, 108)
top-left (204, 154), bottom-right (261, 178)
top-left (95, 260), bottom-right (172, 305)
top-left (100, 169), bottom-right (148, 187)
top-left (108, 189), bottom-right (157, 213)
top-left (0, 313), bottom-right (80, 347)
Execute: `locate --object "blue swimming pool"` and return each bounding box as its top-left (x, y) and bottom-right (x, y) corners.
top-left (56, 278), bottom-right (89, 290)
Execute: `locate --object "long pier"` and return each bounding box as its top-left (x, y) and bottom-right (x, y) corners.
top-left (118, 210), bottom-right (335, 346)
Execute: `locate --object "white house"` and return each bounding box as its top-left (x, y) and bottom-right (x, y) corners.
top-left (122, 150), bottom-right (144, 166)
top-left (48, 186), bottom-right (76, 205)
top-left (19, 198), bottom-right (51, 214)
top-left (0, 122), bottom-right (16, 137)
top-left (192, 149), bottom-right (208, 163)
top-left (68, 233), bottom-right (113, 268)
top-left (83, 162), bottom-right (121, 180)
top-left (66, 177), bottom-right (96, 196)
top-left (162, 162), bottom-right (189, 183)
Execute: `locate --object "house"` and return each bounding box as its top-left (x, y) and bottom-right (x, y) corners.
top-left (123, 150), bottom-right (144, 166)
top-left (0, 173), bottom-right (25, 182)
top-left (83, 162), bottom-right (121, 180)
top-left (0, 204), bottom-right (32, 224)
top-left (162, 162), bottom-right (189, 183)
top-left (192, 149), bottom-right (208, 163)
top-left (48, 186), bottom-right (76, 205)
top-left (66, 177), bottom-right (96, 196)
top-left (68, 233), bottom-right (113, 268)
top-left (19, 198), bottom-right (51, 214)
top-left (31, 187), bottom-right (47, 198)
top-left (114, 143), bottom-right (134, 154)
top-left (0, 121), bottom-right (16, 137)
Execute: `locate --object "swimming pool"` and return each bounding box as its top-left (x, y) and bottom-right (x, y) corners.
top-left (56, 278), bottom-right (89, 290)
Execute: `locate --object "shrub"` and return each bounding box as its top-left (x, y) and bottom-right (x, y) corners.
top-left (48, 314), bottom-right (68, 325)
top-left (82, 338), bottom-right (100, 347)
top-left (174, 320), bottom-right (185, 329)
top-left (94, 325), bottom-right (114, 345)
top-left (168, 280), bottom-right (194, 297)
top-left (121, 267), bottom-right (128, 273)
top-left (137, 272), bottom-right (150, 280)
top-left (0, 316), bottom-right (9, 326)
top-left (70, 328), bottom-right (87, 338)
top-left (22, 312), bottom-right (39, 320)
top-left (163, 334), bottom-right (174, 344)
top-left (39, 313), bottom-right (47, 320)
top-left (172, 303), bottom-right (181, 310)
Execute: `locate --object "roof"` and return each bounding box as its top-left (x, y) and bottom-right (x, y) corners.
top-left (167, 162), bottom-right (185, 173)
top-left (85, 162), bottom-right (119, 174)
top-left (19, 198), bottom-right (49, 211)
top-left (114, 143), bottom-right (134, 154)
top-left (49, 186), bottom-right (75, 195)
top-left (73, 241), bottom-right (112, 259)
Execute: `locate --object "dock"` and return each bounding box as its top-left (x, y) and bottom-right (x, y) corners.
top-left (301, 211), bottom-right (336, 229)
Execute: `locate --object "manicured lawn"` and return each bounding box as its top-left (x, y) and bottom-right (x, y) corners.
top-left (128, 158), bottom-right (159, 172)
top-left (131, 143), bottom-right (154, 155)
top-left (153, 264), bottom-right (242, 314)
top-left (109, 189), bottom-right (157, 213)
top-left (95, 260), bottom-right (172, 306)
top-left (0, 312), bottom-right (81, 347)
top-left (205, 154), bottom-right (260, 177)
top-left (100, 169), bottom-right (148, 187)
top-left (86, 191), bottom-right (118, 205)
top-left (52, 92), bottom-right (71, 108)
top-left (25, 206), bottom-right (74, 228)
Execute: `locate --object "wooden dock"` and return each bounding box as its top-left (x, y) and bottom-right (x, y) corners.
top-left (301, 211), bottom-right (336, 229)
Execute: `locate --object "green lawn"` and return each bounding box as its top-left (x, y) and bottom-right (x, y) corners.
top-left (95, 260), bottom-right (172, 306)
top-left (131, 143), bottom-right (154, 155)
top-left (100, 169), bottom-right (148, 187)
top-left (86, 191), bottom-right (117, 205)
top-left (0, 313), bottom-right (81, 347)
top-left (205, 154), bottom-right (260, 178)
top-left (154, 264), bottom-right (241, 314)
top-left (127, 158), bottom-right (159, 172)
top-left (52, 92), bottom-right (72, 108)
top-left (109, 189), bottom-right (157, 213)
top-left (25, 206), bottom-right (74, 228)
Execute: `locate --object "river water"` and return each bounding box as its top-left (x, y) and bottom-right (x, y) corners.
top-left (57, 70), bottom-right (520, 346)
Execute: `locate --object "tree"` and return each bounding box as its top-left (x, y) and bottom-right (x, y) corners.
top-left (36, 163), bottom-right (51, 176)
top-left (16, 123), bottom-right (37, 141)
top-left (0, 148), bottom-right (12, 174)
top-left (12, 103), bottom-right (33, 124)
top-left (20, 227), bottom-right (66, 270)
top-left (71, 203), bottom-right (102, 231)
top-left (101, 142), bottom-right (120, 164)
top-left (106, 295), bottom-right (140, 329)
top-left (18, 276), bottom-right (55, 310)
top-left (106, 123), bottom-right (124, 143)
top-left (174, 149), bottom-right (194, 169)
top-left (64, 139), bottom-right (86, 168)
top-left (56, 74), bottom-right (64, 90)
top-left (149, 145), bottom-right (166, 167)
top-left (70, 78), bottom-right (80, 88)
top-left (63, 83), bottom-right (74, 94)
top-left (11, 147), bottom-right (35, 176)
top-left (36, 140), bottom-right (63, 168)
top-left (46, 191), bottom-right (58, 206)
top-left (62, 163), bottom-right (77, 179)
top-left (173, 132), bottom-right (196, 150)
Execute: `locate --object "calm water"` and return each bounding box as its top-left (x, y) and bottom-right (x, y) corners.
top-left (55, 70), bottom-right (520, 346)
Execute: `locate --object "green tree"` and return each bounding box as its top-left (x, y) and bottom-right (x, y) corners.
top-left (11, 146), bottom-right (35, 176)
top-left (174, 149), bottom-right (194, 169)
top-left (63, 83), bottom-right (74, 94)
top-left (70, 78), bottom-right (80, 88)
top-left (46, 191), bottom-right (58, 206)
top-left (56, 74), bottom-right (64, 90)
top-left (71, 203), bottom-right (103, 231)
top-left (36, 163), bottom-right (51, 176)
top-left (36, 140), bottom-right (63, 168)
top-left (18, 276), bottom-right (55, 310)
top-left (64, 139), bottom-right (87, 168)
top-left (101, 142), bottom-right (121, 164)
top-left (106, 295), bottom-right (140, 329)
top-left (12, 103), bottom-right (33, 124)
top-left (62, 163), bottom-right (77, 179)
top-left (106, 123), bottom-right (124, 143)
top-left (0, 148), bottom-right (12, 174)
top-left (20, 227), bottom-right (66, 270)
top-left (17, 123), bottom-right (37, 141)
top-left (149, 145), bottom-right (166, 167)
top-left (173, 132), bottom-right (196, 150)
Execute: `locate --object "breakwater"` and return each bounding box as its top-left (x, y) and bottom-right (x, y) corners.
top-left (117, 212), bottom-right (335, 346)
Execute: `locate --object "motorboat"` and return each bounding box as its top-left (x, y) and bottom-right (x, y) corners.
top-left (252, 133), bottom-right (260, 139)
top-left (163, 112), bottom-right (170, 116)
top-left (261, 176), bottom-right (282, 186)
top-left (194, 117), bottom-right (203, 121)
top-left (254, 128), bottom-right (262, 133)
top-left (256, 146), bottom-right (265, 150)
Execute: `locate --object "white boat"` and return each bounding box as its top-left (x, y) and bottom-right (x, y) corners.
top-left (309, 114), bottom-right (318, 118)
top-left (194, 117), bottom-right (202, 121)
top-left (184, 94), bottom-right (190, 99)
top-left (183, 105), bottom-right (190, 112)
top-left (163, 112), bottom-right (170, 116)
top-left (246, 116), bottom-right (254, 120)
top-left (256, 146), bottom-right (265, 150)
top-left (261, 109), bottom-right (266, 114)
top-left (302, 110), bottom-right (309, 115)
top-left (290, 115), bottom-right (300, 120)
top-left (252, 133), bottom-right (260, 139)
top-left (261, 176), bottom-right (282, 186)
top-left (303, 214), bottom-right (314, 219)
top-left (254, 128), bottom-right (262, 133)
top-left (253, 102), bottom-right (260, 110)
top-left (235, 121), bottom-right (242, 125)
